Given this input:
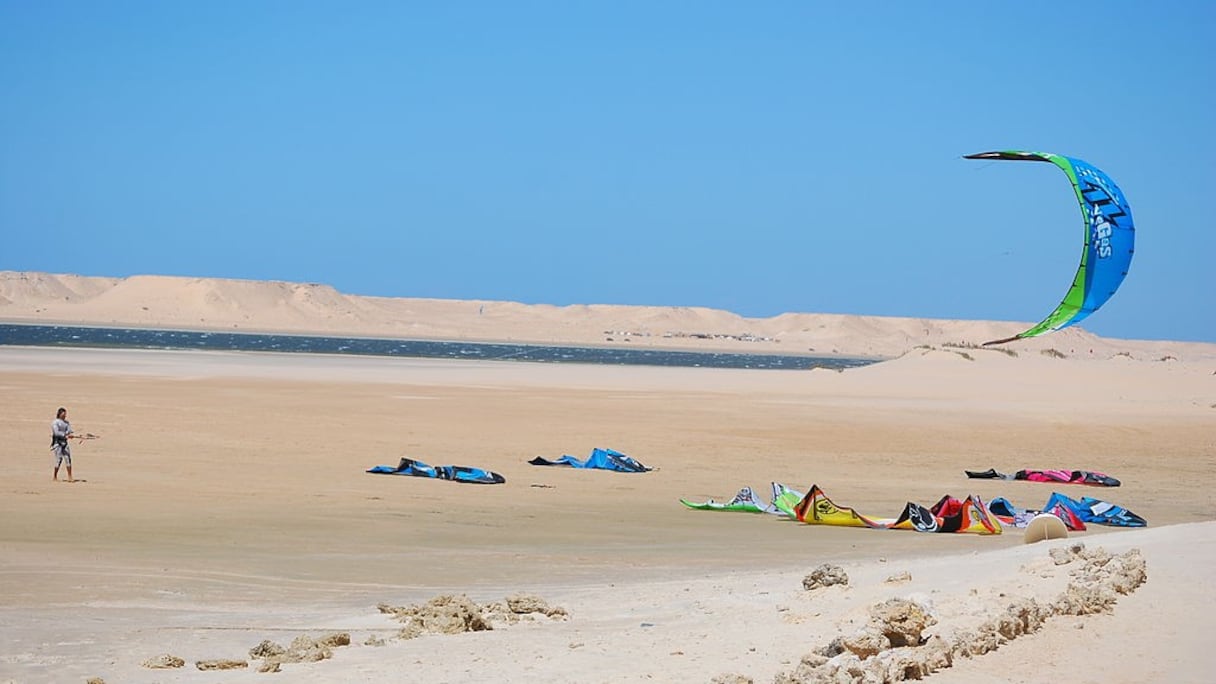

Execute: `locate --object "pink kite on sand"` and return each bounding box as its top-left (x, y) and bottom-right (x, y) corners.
top-left (965, 468), bottom-right (1120, 487)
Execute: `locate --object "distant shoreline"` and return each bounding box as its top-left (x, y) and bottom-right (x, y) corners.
top-left (0, 322), bottom-right (883, 370)
top-left (0, 318), bottom-right (888, 360)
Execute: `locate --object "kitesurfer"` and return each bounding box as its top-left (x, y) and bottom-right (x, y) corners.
top-left (51, 407), bottom-right (77, 482)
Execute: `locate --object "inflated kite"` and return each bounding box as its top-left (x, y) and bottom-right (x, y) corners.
top-left (964, 151), bottom-right (1135, 346)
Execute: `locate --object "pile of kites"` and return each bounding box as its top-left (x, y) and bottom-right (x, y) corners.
top-left (680, 466), bottom-right (1146, 536)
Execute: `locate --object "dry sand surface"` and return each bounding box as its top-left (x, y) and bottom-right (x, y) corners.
top-left (2, 272), bottom-right (1215, 682)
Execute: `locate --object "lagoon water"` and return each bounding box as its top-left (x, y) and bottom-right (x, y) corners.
top-left (0, 324), bottom-right (877, 371)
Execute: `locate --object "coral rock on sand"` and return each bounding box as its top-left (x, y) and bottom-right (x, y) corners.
top-left (487, 593), bottom-right (571, 624)
top-left (195, 659), bottom-right (247, 670)
top-left (378, 592), bottom-right (570, 639)
top-left (802, 564), bottom-right (849, 590)
top-left (505, 592), bottom-right (569, 618)
top-left (248, 640), bottom-right (286, 659)
top-left (1050, 543), bottom-right (1086, 566)
top-left (869, 598), bottom-right (936, 647)
top-left (249, 632), bottom-right (352, 671)
top-left (381, 595), bottom-right (494, 639)
top-left (841, 629), bottom-right (890, 659)
top-left (710, 675), bottom-right (754, 684)
top-left (884, 571), bottom-right (912, 584)
top-left (140, 654), bottom-right (185, 669)
top-left (775, 545), bottom-right (1147, 683)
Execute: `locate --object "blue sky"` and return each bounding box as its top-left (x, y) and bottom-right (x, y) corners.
top-left (2, 2), bottom-right (1213, 342)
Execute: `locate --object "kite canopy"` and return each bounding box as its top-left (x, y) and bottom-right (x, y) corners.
top-left (964, 151), bottom-right (1135, 345)
top-left (965, 467), bottom-right (1121, 487)
top-left (366, 457), bottom-right (505, 484)
top-left (529, 448), bottom-right (652, 472)
top-left (680, 486), bottom-right (777, 514)
top-left (679, 482), bottom-right (804, 515)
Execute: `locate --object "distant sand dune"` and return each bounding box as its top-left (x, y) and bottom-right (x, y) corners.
top-left (2, 270), bottom-right (1213, 362)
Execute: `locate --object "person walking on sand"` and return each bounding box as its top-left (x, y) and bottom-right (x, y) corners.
top-left (51, 407), bottom-right (77, 482)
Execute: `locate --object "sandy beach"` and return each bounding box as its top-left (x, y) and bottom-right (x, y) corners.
top-left (2, 273), bottom-right (1215, 683)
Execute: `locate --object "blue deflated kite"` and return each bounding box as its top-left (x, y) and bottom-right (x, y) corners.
top-left (529, 448), bottom-right (651, 472)
top-left (1044, 492), bottom-right (1146, 527)
top-left (990, 492), bottom-right (1145, 528)
top-left (367, 457), bottom-right (506, 484)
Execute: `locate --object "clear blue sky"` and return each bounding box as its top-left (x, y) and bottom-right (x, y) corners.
top-left (2, 2), bottom-right (1213, 342)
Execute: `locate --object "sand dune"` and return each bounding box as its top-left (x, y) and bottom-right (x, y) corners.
top-left (4, 271), bottom-right (1212, 362)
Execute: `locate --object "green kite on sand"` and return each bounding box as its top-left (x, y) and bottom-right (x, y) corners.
top-left (679, 483), bottom-right (803, 516)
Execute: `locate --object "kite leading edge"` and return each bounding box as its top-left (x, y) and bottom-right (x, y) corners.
top-left (964, 151), bottom-right (1135, 346)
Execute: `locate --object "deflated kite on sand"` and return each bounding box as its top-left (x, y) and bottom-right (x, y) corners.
top-left (366, 457), bottom-right (506, 485)
top-left (789, 487), bottom-right (1003, 534)
top-left (684, 484), bottom-right (1003, 535)
top-left (988, 496), bottom-right (1087, 531)
top-left (679, 482), bottom-right (803, 516)
top-left (966, 468), bottom-right (1121, 487)
top-left (991, 492), bottom-right (1146, 528)
top-left (886, 495), bottom-right (1003, 534)
top-left (529, 448), bottom-right (651, 473)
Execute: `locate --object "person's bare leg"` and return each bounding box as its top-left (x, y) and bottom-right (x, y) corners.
top-left (66, 464), bottom-right (73, 482)
top-left (53, 464), bottom-right (59, 481)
